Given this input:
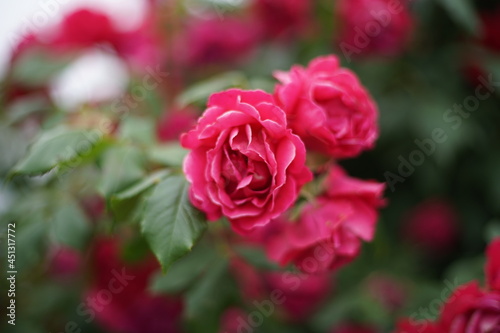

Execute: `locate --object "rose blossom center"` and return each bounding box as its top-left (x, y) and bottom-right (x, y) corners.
top-left (221, 146), bottom-right (271, 198)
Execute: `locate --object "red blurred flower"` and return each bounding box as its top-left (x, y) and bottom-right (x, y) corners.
top-left (436, 282), bottom-right (500, 333)
top-left (182, 16), bottom-right (258, 66)
top-left (86, 238), bottom-right (183, 333)
top-left (81, 195), bottom-right (106, 222)
top-left (53, 9), bottom-right (122, 50)
top-left (487, 238), bottom-right (500, 291)
top-left (115, 27), bottom-right (163, 69)
top-left (266, 166), bottom-right (385, 273)
top-left (49, 8), bottom-right (162, 68)
top-left (274, 55), bottom-right (379, 159)
top-left (48, 246), bottom-right (82, 280)
top-left (336, 0), bottom-right (413, 59)
top-left (478, 7), bottom-right (500, 52)
top-left (252, 0), bottom-right (312, 40)
top-left (157, 107), bottom-right (199, 142)
top-left (402, 199), bottom-right (459, 256)
top-left (231, 257), bottom-right (331, 321)
top-left (394, 319), bottom-right (438, 333)
top-left (365, 273), bottom-right (406, 312)
top-left (219, 308), bottom-right (248, 333)
top-left (264, 271), bottom-right (330, 321)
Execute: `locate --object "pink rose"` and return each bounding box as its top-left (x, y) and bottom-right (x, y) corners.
top-left (181, 89), bottom-right (312, 233)
top-left (252, 0), bottom-right (312, 40)
top-left (487, 238), bottom-right (500, 291)
top-left (402, 199), bottom-right (459, 256)
top-left (436, 282), bottom-right (500, 333)
top-left (273, 55), bottom-right (379, 159)
top-left (336, 0), bottom-right (413, 58)
top-left (266, 166), bottom-right (385, 273)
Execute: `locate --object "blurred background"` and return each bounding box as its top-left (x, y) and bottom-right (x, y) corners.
top-left (0, 0), bottom-right (499, 332)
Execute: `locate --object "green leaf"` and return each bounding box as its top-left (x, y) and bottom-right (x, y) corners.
top-left (148, 144), bottom-right (189, 167)
top-left (97, 146), bottom-right (146, 198)
top-left (5, 95), bottom-right (48, 125)
top-left (112, 169), bottom-right (170, 202)
top-left (0, 126), bottom-right (28, 176)
top-left (435, 0), bottom-right (480, 35)
top-left (13, 220), bottom-right (47, 273)
top-left (119, 116), bottom-right (156, 145)
top-left (12, 49), bottom-right (74, 87)
top-left (141, 175), bottom-right (207, 271)
top-left (185, 258), bottom-right (228, 318)
top-left (445, 257), bottom-right (485, 286)
top-left (49, 198), bottom-right (91, 250)
top-left (485, 220), bottom-right (500, 243)
top-left (235, 246), bottom-right (280, 270)
top-left (12, 127), bottom-right (104, 176)
top-left (110, 169), bottom-right (170, 222)
top-left (150, 244), bottom-right (217, 294)
top-left (177, 71), bottom-right (247, 107)
top-left (311, 293), bottom-right (362, 331)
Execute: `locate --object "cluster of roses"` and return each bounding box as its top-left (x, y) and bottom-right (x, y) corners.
top-left (181, 55), bottom-right (385, 274)
top-left (396, 238), bottom-right (500, 333)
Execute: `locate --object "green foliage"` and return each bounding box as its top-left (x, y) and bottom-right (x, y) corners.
top-left (147, 143), bottom-right (189, 168)
top-left (150, 243), bottom-right (217, 294)
top-left (12, 127), bottom-right (105, 176)
top-left (97, 146), bottom-right (146, 197)
top-left (435, 0), bottom-right (480, 35)
top-left (177, 71), bottom-right (248, 107)
top-left (11, 49), bottom-right (74, 87)
top-left (49, 198), bottom-right (91, 250)
top-left (141, 174), bottom-right (207, 271)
